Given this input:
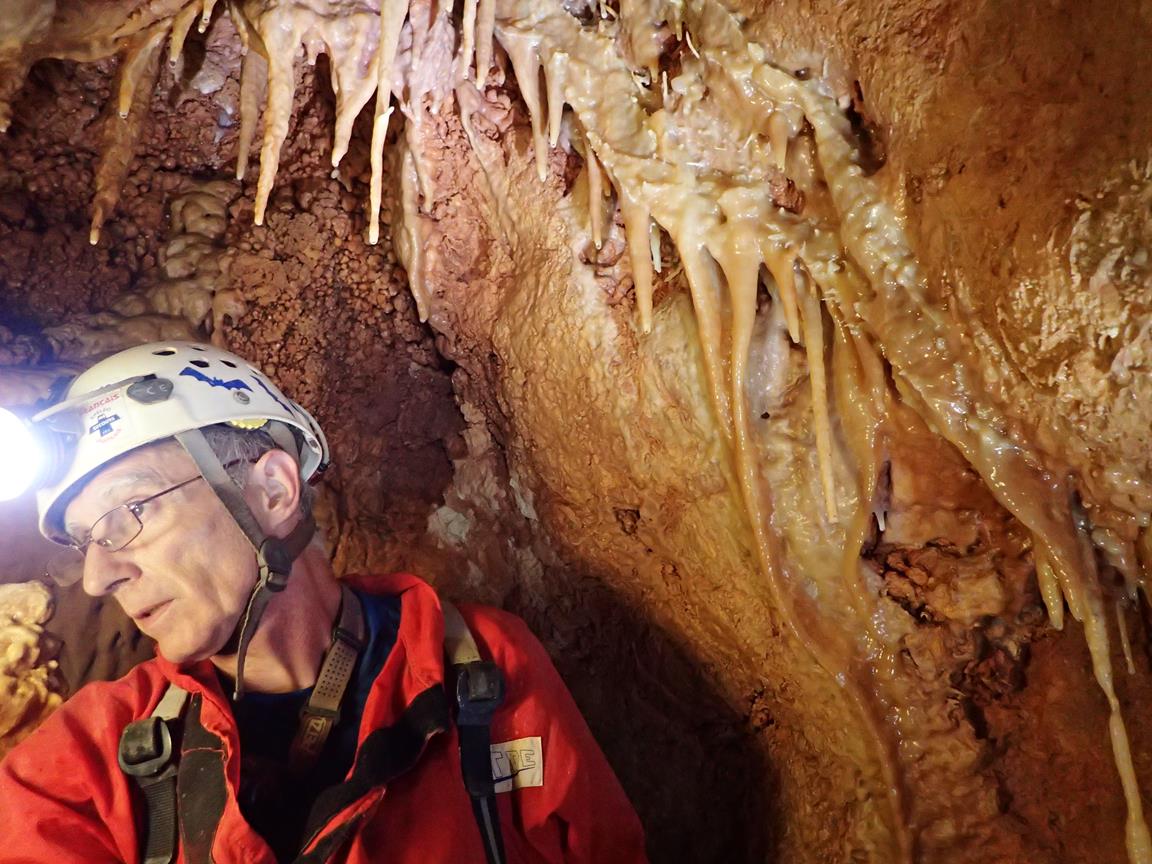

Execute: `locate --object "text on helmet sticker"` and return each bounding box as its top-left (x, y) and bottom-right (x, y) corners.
top-left (84, 392), bottom-right (126, 442)
top-left (490, 736), bottom-right (543, 793)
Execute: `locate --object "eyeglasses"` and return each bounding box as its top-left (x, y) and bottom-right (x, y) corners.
top-left (67, 474), bottom-right (207, 554)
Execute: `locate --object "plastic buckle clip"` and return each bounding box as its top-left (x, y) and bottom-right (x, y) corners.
top-left (118, 717), bottom-right (175, 778)
top-left (455, 661), bottom-right (505, 727)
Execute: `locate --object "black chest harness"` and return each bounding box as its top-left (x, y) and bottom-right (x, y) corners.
top-left (118, 590), bottom-right (507, 864)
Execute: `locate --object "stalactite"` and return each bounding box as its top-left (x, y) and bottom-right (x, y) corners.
top-left (367, 0), bottom-right (409, 244)
top-left (234, 47), bottom-right (266, 182)
top-left (90, 24), bottom-right (167, 245)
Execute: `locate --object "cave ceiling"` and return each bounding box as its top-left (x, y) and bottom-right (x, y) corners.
top-left (2, 1), bottom-right (1152, 862)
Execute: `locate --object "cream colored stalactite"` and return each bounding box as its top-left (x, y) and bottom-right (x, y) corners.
top-left (619, 192), bottom-right (655, 333)
top-left (367, 0), bottom-right (409, 244)
top-left (1033, 546), bottom-right (1065, 631)
top-left (199, 0), bottom-right (220, 31)
top-left (457, 0), bottom-right (479, 82)
top-left (90, 24), bottom-right (167, 245)
top-left (394, 142), bottom-right (430, 321)
top-left (226, 0), bottom-right (409, 225)
top-left (167, 4), bottom-right (201, 71)
top-left (586, 143), bottom-right (606, 250)
top-left (768, 58), bottom-right (1152, 864)
top-left (500, 29), bottom-right (549, 183)
top-left (762, 244), bottom-right (801, 344)
top-left (545, 52), bottom-right (567, 148)
top-left (675, 233), bottom-right (731, 437)
top-left (235, 47), bottom-right (267, 181)
top-left (238, 7), bottom-right (301, 226)
top-left (327, 20), bottom-right (384, 171)
top-left (116, 24), bottom-right (169, 118)
top-left (474, 0), bottom-right (496, 88)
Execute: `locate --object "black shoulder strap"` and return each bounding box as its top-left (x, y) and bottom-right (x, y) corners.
top-left (119, 684), bottom-right (189, 864)
top-left (442, 600), bottom-right (507, 864)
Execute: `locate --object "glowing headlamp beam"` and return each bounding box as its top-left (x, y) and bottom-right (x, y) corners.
top-left (0, 407), bottom-right (48, 501)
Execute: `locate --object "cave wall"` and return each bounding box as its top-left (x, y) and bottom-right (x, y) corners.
top-left (2, 2), bottom-right (1152, 863)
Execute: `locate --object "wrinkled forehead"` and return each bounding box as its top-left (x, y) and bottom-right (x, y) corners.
top-left (64, 441), bottom-right (194, 522)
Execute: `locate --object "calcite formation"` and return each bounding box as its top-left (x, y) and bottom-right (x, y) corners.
top-left (0, 581), bottom-right (63, 760)
top-left (1, 1), bottom-right (1151, 862)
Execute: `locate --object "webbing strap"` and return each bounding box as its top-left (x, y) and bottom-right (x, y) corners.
top-left (443, 601), bottom-right (482, 666)
top-left (288, 586), bottom-right (366, 772)
top-left (175, 429), bottom-right (267, 550)
top-left (119, 685), bottom-right (189, 864)
top-left (443, 601), bottom-right (507, 864)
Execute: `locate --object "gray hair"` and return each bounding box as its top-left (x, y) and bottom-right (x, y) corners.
top-left (199, 423), bottom-right (317, 518)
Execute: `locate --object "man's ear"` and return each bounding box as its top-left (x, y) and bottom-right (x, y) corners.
top-left (246, 449), bottom-right (302, 536)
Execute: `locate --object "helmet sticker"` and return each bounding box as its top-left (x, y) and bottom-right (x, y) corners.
top-left (179, 365), bottom-right (253, 392)
top-left (84, 392), bottom-right (126, 442)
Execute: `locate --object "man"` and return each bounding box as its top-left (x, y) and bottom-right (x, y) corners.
top-left (0, 341), bottom-right (647, 863)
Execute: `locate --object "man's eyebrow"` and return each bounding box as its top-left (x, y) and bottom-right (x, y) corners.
top-left (64, 468), bottom-right (168, 539)
top-left (98, 469), bottom-right (166, 503)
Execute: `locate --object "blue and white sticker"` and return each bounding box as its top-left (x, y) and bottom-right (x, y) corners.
top-left (84, 392), bottom-right (126, 442)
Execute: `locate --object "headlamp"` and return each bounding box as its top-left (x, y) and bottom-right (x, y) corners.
top-left (0, 377), bottom-right (138, 502)
top-left (0, 407), bottom-right (66, 501)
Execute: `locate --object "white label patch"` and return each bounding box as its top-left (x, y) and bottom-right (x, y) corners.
top-left (83, 392), bottom-right (126, 442)
top-left (490, 736), bottom-right (543, 793)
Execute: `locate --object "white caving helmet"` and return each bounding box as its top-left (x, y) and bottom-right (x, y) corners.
top-left (36, 340), bottom-right (328, 545)
top-left (33, 341), bottom-right (329, 698)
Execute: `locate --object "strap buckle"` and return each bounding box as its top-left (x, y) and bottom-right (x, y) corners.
top-left (331, 623), bottom-right (365, 653)
top-left (455, 661), bottom-right (505, 727)
top-left (118, 717), bottom-right (176, 779)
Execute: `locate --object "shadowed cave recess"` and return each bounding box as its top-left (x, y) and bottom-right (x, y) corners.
top-left (2, 1), bottom-right (1152, 862)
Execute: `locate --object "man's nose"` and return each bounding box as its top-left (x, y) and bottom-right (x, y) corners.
top-left (82, 544), bottom-right (139, 597)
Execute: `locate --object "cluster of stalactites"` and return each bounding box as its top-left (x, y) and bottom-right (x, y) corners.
top-left (0, 0), bottom-right (509, 250)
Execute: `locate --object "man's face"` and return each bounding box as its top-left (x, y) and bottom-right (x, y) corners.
top-left (63, 442), bottom-right (256, 664)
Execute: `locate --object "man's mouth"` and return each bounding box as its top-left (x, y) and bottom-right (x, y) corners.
top-left (134, 600), bottom-right (172, 623)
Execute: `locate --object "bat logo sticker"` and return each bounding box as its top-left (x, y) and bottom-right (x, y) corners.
top-left (179, 366), bottom-right (253, 393)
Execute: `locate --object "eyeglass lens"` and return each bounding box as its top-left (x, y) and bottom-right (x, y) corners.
top-left (89, 505), bottom-right (143, 552)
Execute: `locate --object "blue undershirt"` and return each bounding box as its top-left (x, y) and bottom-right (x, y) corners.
top-left (227, 590), bottom-right (401, 862)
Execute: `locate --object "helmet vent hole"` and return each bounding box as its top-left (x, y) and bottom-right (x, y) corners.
top-left (221, 359), bottom-right (237, 368)
top-left (190, 345), bottom-right (207, 351)
top-left (190, 359), bottom-right (210, 368)
top-left (152, 349), bottom-right (176, 356)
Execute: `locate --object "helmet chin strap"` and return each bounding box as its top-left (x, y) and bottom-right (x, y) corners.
top-left (175, 428), bottom-right (316, 700)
